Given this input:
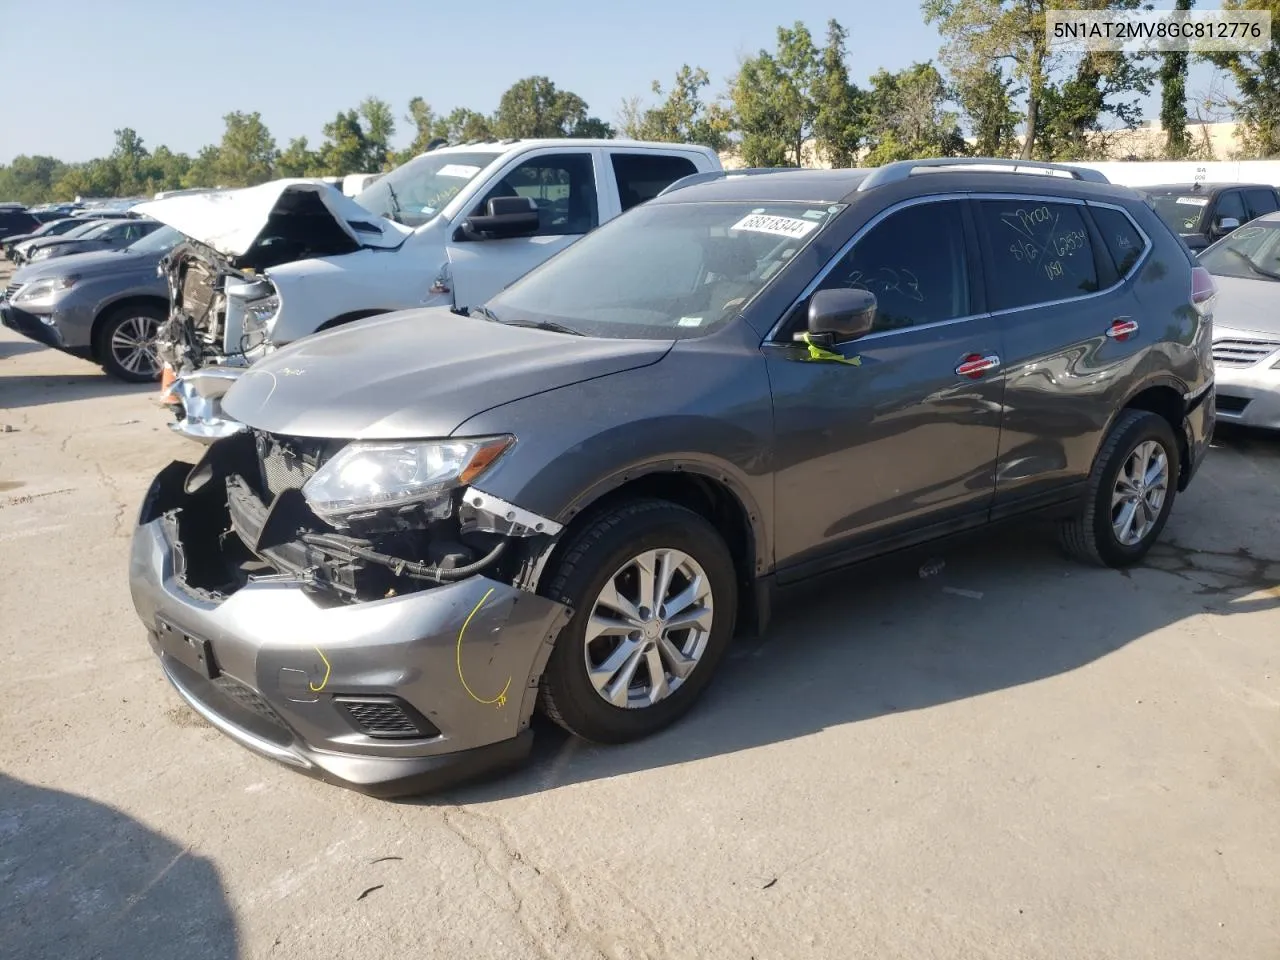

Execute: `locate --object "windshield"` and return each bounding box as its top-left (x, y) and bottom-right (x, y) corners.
top-left (125, 224), bottom-right (181, 254)
top-left (487, 201), bottom-right (844, 339)
top-left (356, 150), bottom-right (500, 227)
top-left (1199, 222), bottom-right (1280, 281)
top-left (1143, 191), bottom-right (1209, 234)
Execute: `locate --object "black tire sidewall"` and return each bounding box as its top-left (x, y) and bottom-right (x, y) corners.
top-left (97, 305), bottom-right (164, 382)
top-left (542, 503), bottom-right (738, 743)
top-left (1091, 413), bottom-right (1180, 565)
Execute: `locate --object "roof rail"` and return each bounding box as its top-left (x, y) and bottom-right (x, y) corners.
top-left (856, 157), bottom-right (1109, 192)
top-left (657, 167), bottom-right (800, 198)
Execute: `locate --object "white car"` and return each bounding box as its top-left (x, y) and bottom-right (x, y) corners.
top-left (135, 138), bottom-right (721, 439)
top-left (1198, 211), bottom-right (1280, 429)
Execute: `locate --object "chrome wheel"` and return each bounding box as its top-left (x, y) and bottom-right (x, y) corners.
top-left (1111, 439), bottom-right (1169, 546)
top-left (109, 316), bottom-right (160, 377)
top-left (584, 549), bottom-right (714, 709)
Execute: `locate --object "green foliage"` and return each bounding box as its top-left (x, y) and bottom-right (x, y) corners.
top-left (1160, 0), bottom-right (1194, 159)
top-left (493, 76), bottom-right (609, 139)
top-left (731, 22), bottom-right (821, 166)
top-left (359, 97), bottom-right (396, 171)
top-left (276, 137), bottom-right (319, 178)
top-left (213, 111), bottom-right (278, 187)
top-left (1208, 0), bottom-right (1280, 157)
top-left (956, 66), bottom-right (1021, 157)
top-left (623, 65), bottom-right (729, 150)
top-left (812, 20), bottom-right (866, 167)
top-left (863, 62), bottom-right (966, 165)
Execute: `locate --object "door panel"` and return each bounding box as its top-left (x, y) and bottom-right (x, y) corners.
top-left (975, 198), bottom-right (1148, 507)
top-left (767, 199), bottom-right (1005, 578)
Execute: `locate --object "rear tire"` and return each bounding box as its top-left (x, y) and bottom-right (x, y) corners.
top-left (1060, 409), bottom-right (1180, 567)
top-left (538, 499), bottom-right (738, 743)
top-left (96, 304), bottom-right (164, 382)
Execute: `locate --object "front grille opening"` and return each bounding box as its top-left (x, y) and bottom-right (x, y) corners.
top-left (1216, 394), bottom-right (1251, 415)
top-left (253, 431), bottom-right (335, 500)
top-left (1212, 338), bottom-right (1279, 367)
top-left (335, 696), bottom-right (441, 739)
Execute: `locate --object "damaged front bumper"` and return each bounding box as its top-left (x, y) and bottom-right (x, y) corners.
top-left (129, 458), bottom-right (571, 798)
top-left (162, 365), bottom-right (249, 443)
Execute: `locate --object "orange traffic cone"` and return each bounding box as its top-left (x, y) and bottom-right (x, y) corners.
top-left (159, 363), bottom-right (180, 405)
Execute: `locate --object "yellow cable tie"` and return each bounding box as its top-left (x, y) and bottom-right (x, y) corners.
top-left (801, 333), bottom-right (862, 366)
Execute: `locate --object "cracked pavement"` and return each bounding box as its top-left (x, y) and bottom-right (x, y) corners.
top-left (2, 282), bottom-right (1279, 959)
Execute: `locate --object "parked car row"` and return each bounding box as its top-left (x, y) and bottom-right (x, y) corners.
top-left (3, 148), bottom-right (1275, 799)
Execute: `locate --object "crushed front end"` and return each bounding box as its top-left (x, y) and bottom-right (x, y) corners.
top-left (129, 431), bottom-right (571, 797)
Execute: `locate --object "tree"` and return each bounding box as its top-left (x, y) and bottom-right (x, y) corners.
top-left (731, 23), bottom-right (821, 166)
top-left (276, 136), bottom-right (318, 177)
top-left (625, 65), bottom-right (728, 149)
top-left (183, 145), bottom-right (222, 189)
top-left (213, 111), bottom-right (277, 186)
top-left (1207, 0), bottom-right (1280, 157)
top-left (316, 109), bottom-right (368, 176)
top-left (0, 155), bottom-right (69, 204)
top-left (1036, 50), bottom-right (1152, 160)
top-left (493, 76), bottom-right (603, 138)
top-left (437, 107), bottom-right (494, 143)
top-left (812, 20), bottom-right (865, 166)
top-left (1160, 0), bottom-right (1194, 159)
top-left (147, 146), bottom-right (192, 192)
top-left (863, 62), bottom-right (966, 165)
top-left (359, 96), bottom-right (397, 171)
top-left (111, 128), bottom-right (149, 196)
top-left (403, 96), bottom-right (440, 157)
top-left (957, 65), bottom-right (1020, 156)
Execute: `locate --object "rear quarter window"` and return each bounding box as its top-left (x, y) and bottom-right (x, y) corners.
top-left (1090, 206), bottom-right (1148, 276)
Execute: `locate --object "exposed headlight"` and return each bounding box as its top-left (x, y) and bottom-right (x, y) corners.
top-left (302, 436), bottom-right (514, 522)
top-left (242, 294), bottom-right (279, 334)
top-left (28, 246), bottom-right (55, 261)
top-left (12, 275), bottom-right (78, 305)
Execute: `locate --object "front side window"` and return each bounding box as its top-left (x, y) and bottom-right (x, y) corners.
top-left (813, 201), bottom-right (970, 332)
top-left (1199, 221), bottom-right (1280, 281)
top-left (488, 200), bottom-right (842, 339)
top-left (355, 150), bottom-right (500, 227)
top-left (611, 153), bottom-right (698, 212)
top-left (471, 153), bottom-right (599, 236)
top-left (977, 199), bottom-right (1099, 311)
top-left (1214, 191), bottom-right (1247, 226)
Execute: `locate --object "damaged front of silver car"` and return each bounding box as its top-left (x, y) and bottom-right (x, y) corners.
top-left (134, 181), bottom-right (410, 443)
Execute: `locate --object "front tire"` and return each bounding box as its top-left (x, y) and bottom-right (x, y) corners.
top-left (538, 499), bottom-right (738, 743)
top-left (96, 304), bottom-right (164, 382)
top-left (1060, 409), bottom-right (1180, 567)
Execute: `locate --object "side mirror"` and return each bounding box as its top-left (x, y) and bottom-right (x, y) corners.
top-left (457, 196), bottom-right (539, 241)
top-left (1213, 216), bottom-right (1241, 236)
top-left (805, 288), bottom-right (877, 344)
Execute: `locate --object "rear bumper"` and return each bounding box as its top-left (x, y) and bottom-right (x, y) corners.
top-left (129, 464), bottom-right (571, 797)
top-left (1181, 381), bottom-right (1214, 488)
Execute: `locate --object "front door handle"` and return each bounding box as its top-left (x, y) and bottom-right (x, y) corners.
top-left (956, 353), bottom-right (1001, 379)
top-left (1106, 317), bottom-right (1140, 341)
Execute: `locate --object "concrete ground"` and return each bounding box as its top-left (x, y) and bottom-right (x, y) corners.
top-left (1, 264), bottom-right (1278, 959)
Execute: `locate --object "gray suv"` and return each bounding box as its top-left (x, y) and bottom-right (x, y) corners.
top-left (129, 159), bottom-right (1216, 796)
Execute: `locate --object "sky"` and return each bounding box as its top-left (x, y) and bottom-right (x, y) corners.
top-left (0, 0), bottom-right (1228, 165)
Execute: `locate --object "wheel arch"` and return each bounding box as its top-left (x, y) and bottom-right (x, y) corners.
top-left (1116, 378), bottom-right (1193, 490)
top-left (528, 463), bottom-right (771, 639)
top-left (89, 294), bottom-right (169, 361)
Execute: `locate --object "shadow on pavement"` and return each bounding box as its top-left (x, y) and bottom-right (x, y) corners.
top-left (0, 373), bottom-right (158, 410)
top-left (0, 339), bottom-right (47, 360)
top-left (0, 775), bottom-right (239, 960)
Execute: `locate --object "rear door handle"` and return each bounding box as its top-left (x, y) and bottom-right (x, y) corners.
top-left (1107, 318), bottom-right (1139, 341)
top-left (956, 353), bottom-right (1001, 379)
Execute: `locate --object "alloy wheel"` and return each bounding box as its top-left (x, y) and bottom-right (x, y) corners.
top-left (583, 548), bottom-right (715, 709)
top-left (1111, 439), bottom-right (1169, 546)
top-left (109, 316), bottom-right (160, 378)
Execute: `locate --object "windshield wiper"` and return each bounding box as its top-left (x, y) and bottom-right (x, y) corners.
top-left (384, 182), bottom-right (404, 225)
top-left (468, 305), bottom-right (583, 336)
top-left (1224, 247), bottom-right (1280, 281)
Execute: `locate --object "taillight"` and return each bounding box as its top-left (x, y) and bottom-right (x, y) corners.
top-left (1191, 266), bottom-right (1217, 317)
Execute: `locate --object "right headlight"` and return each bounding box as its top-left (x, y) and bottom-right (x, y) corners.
top-left (28, 246), bottom-right (55, 261)
top-left (302, 436), bottom-right (514, 522)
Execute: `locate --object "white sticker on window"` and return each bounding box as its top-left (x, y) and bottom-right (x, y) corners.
top-left (1175, 197), bottom-right (1209, 206)
top-left (437, 164), bottom-right (482, 178)
top-left (730, 213), bottom-right (819, 239)
top-left (677, 316), bottom-right (704, 327)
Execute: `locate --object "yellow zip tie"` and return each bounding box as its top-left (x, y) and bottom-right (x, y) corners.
top-left (456, 587), bottom-right (512, 708)
top-left (308, 648), bottom-right (331, 692)
top-left (802, 333), bottom-right (862, 366)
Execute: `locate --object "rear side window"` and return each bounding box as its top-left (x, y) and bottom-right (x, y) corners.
top-left (814, 200), bottom-right (971, 332)
top-left (1091, 206), bottom-right (1147, 276)
top-left (1244, 188), bottom-right (1279, 220)
top-left (976, 200), bottom-right (1099, 311)
top-left (611, 153), bottom-right (699, 212)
